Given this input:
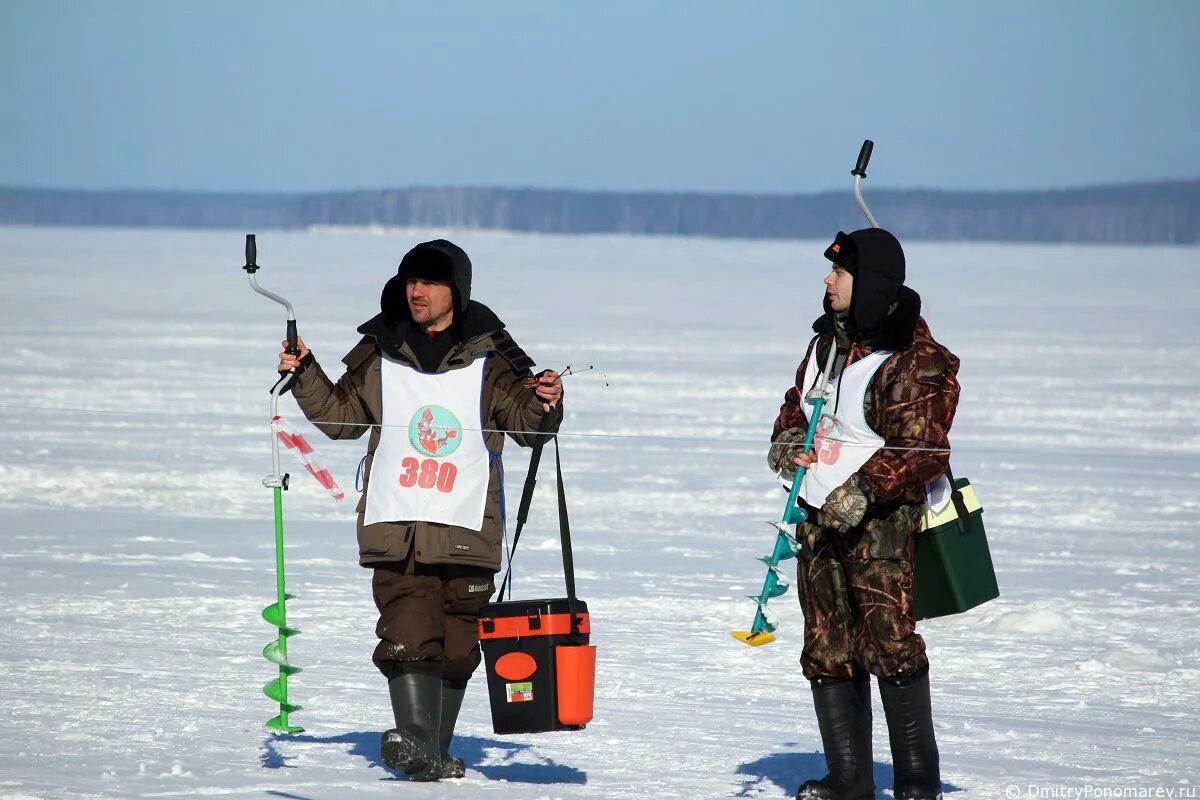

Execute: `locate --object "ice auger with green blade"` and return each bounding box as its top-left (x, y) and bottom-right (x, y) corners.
top-left (244, 233), bottom-right (304, 733)
top-left (733, 140), bottom-right (879, 647)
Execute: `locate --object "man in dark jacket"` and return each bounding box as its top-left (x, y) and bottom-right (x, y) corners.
top-left (768, 228), bottom-right (960, 800)
top-left (277, 239), bottom-right (562, 781)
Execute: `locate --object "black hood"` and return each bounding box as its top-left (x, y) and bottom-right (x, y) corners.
top-left (362, 239), bottom-right (498, 360)
top-left (821, 227), bottom-right (907, 338)
top-left (814, 284), bottom-right (922, 352)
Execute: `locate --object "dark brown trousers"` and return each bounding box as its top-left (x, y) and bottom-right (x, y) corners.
top-left (370, 550), bottom-right (496, 683)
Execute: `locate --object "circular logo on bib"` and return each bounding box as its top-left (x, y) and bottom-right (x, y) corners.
top-left (409, 405), bottom-right (462, 457)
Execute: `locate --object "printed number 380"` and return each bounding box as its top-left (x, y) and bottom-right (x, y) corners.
top-left (398, 457), bottom-right (457, 493)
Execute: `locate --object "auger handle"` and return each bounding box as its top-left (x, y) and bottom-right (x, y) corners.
top-left (851, 140), bottom-right (879, 227)
top-left (852, 140), bottom-right (874, 178)
top-left (243, 234), bottom-right (300, 358)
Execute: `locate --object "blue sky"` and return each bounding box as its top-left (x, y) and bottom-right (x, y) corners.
top-left (2, 1), bottom-right (1198, 194)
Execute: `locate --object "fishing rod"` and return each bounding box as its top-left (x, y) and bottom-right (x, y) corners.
top-left (732, 140), bottom-right (878, 647)
top-left (523, 364), bottom-right (610, 389)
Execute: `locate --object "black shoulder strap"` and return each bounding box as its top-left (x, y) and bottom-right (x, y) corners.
top-left (945, 464), bottom-right (973, 534)
top-left (554, 437), bottom-right (581, 639)
top-left (495, 416), bottom-right (583, 641)
top-left (497, 412), bottom-right (557, 597)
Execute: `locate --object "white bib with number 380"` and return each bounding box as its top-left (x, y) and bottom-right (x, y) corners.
top-left (364, 355), bottom-right (490, 531)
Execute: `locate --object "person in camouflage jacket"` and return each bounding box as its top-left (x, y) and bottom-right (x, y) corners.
top-left (767, 228), bottom-right (959, 800)
top-left (276, 239), bottom-right (562, 781)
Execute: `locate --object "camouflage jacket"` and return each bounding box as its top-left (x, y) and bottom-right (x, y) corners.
top-left (772, 286), bottom-right (960, 508)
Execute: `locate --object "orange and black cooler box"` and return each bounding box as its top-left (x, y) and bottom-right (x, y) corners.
top-left (478, 598), bottom-right (595, 734)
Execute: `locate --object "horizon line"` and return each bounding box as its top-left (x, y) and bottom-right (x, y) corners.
top-left (3, 177), bottom-right (1199, 199)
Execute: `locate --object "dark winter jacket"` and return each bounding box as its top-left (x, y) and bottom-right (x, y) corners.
top-left (772, 285), bottom-right (960, 509)
top-left (289, 245), bottom-right (560, 571)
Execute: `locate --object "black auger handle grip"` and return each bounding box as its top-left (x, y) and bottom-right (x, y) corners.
top-left (852, 140), bottom-right (874, 178)
top-left (244, 233), bottom-right (258, 273)
top-left (286, 320), bottom-right (299, 356)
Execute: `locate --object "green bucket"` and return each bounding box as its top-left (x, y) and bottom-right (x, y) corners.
top-left (913, 477), bottom-right (999, 621)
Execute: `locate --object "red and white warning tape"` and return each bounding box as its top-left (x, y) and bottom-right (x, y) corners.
top-left (273, 416), bottom-right (345, 501)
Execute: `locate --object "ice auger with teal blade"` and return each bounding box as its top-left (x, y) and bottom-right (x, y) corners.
top-left (243, 233), bottom-right (304, 733)
top-left (733, 140), bottom-right (879, 647)
top-left (732, 344), bottom-right (837, 646)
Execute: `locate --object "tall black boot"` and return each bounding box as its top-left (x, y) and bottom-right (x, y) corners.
top-left (796, 676), bottom-right (875, 800)
top-left (438, 680), bottom-right (467, 779)
top-left (381, 670), bottom-right (442, 781)
top-left (879, 666), bottom-right (941, 800)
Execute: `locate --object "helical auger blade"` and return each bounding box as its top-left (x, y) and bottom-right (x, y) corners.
top-left (732, 525), bottom-right (800, 646)
top-left (263, 638), bottom-right (303, 670)
top-left (263, 594), bottom-right (303, 734)
top-left (759, 566), bottom-right (790, 601)
top-left (263, 677), bottom-right (303, 709)
top-left (261, 596), bottom-right (298, 627)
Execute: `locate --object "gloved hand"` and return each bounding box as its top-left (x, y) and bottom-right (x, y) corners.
top-left (817, 475), bottom-right (869, 532)
top-left (767, 427), bottom-right (808, 479)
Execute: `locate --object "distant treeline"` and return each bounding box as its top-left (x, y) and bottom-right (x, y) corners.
top-left (2, 182), bottom-right (1198, 243)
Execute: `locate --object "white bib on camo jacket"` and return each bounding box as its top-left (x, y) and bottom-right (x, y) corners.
top-left (797, 343), bottom-right (894, 508)
top-left (364, 355), bottom-right (490, 530)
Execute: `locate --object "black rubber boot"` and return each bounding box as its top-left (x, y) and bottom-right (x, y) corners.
top-left (796, 676), bottom-right (875, 800)
top-left (879, 666), bottom-right (942, 800)
top-left (438, 680), bottom-right (467, 779)
top-left (381, 670), bottom-right (443, 781)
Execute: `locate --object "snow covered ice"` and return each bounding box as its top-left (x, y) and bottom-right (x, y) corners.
top-left (0, 226), bottom-right (1197, 799)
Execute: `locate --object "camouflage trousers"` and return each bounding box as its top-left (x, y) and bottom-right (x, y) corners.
top-left (795, 502), bottom-right (928, 681)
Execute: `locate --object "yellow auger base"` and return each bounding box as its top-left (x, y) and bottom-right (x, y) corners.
top-left (731, 630), bottom-right (776, 647)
